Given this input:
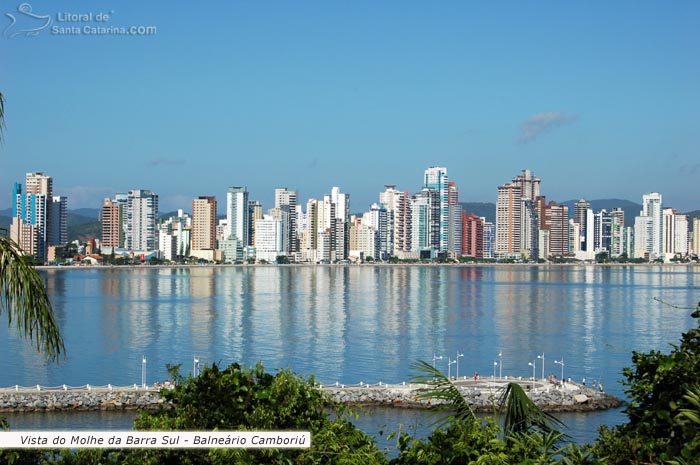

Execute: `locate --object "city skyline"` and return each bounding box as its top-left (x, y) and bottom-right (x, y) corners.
top-left (2, 1), bottom-right (699, 212)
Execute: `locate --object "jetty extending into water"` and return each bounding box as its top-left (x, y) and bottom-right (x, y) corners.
top-left (0, 378), bottom-right (621, 413)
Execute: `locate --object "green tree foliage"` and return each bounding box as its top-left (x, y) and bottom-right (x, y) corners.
top-left (594, 301), bottom-right (700, 464)
top-left (42, 362), bottom-right (386, 465)
top-left (390, 359), bottom-right (582, 464)
top-left (0, 228), bottom-right (65, 361)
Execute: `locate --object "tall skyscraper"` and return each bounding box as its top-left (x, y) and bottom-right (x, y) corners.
top-left (634, 192), bottom-right (663, 260)
top-left (10, 173), bottom-right (55, 262)
top-left (126, 189), bottom-right (159, 251)
top-left (410, 188), bottom-right (440, 253)
top-left (593, 210), bottom-right (612, 253)
top-left (101, 197), bottom-right (124, 250)
top-left (610, 208), bottom-right (625, 257)
top-left (274, 187), bottom-right (298, 255)
top-left (542, 202), bottom-right (569, 258)
top-left (191, 196), bottom-right (217, 251)
top-left (365, 203), bottom-right (388, 260)
top-left (379, 185), bottom-right (410, 256)
top-left (447, 181), bottom-right (462, 258)
top-left (692, 218), bottom-right (700, 257)
top-left (642, 193), bottom-right (663, 260)
top-left (225, 186), bottom-right (249, 244)
top-left (462, 212), bottom-right (484, 258)
top-left (330, 186), bottom-right (350, 260)
top-left (512, 169), bottom-right (541, 201)
top-left (495, 169), bottom-right (542, 260)
top-left (423, 166), bottom-right (449, 252)
top-left (49, 195), bottom-right (68, 246)
top-left (663, 208), bottom-right (689, 259)
top-left (495, 182), bottom-right (522, 259)
top-left (248, 200), bottom-right (263, 247)
top-left (574, 199), bottom-right (590, 251)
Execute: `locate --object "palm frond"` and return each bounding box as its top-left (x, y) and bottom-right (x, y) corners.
top-left (497, 382), bottom-right (565, 437)
top-left (410, 359), bottom-right (475, 427)
top-left (0, 91), bottom-right (5, 141)
top-left (0, 235), bottom-right (65, 360)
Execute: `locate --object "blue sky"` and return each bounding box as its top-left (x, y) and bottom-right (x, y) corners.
top-left (1, 1), bottom-right (699, 213)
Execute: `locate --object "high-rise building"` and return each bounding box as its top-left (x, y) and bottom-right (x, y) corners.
top-left (512, 169), bottom-right (541, 201)
top-left (9, 173), bottom-right (55, 262)
top-left (542, 202), bottom-right (569, 258)
top-left (610, 208), bottom-right (625, 257)
top-left (423, 166), bottom-right (449, 252)
top-left (663, 208), bottom-right (689, 260)
top-left (254, 215), bottom-right (284, 262)
top-left (495, 183), bottom-right (522, 259)
top-left (634, 193), bottom-right (663, 260)
top-left (191, 196), bottom-right (217, 251)
top-left (330, 186), bottom-right (350, 260)
top-left (225, 186), bottom-right (249, 244)
top-left (48, 196), bottom-right (67, 247)
top-left (483, 220), bottom-right (495, 259)
top-left (692, 218), bottom-right (700, 257)
top-left (447, 182), bottom-right (462, 258)
top-left (379, 185), bottom-right (410, 256)
top-left (364, 203), bottom-right (388, 260)
top-left (593, 210), bottom-right (612, 253)
top-left (101, 198), bottom-right (123, 250)
top-left (126, 189), bottom-right (159, 251)
top-left (462, 212), bottom-right (484, 258)
top-left (521, 199), bottom-right (539, 260)
top-left (274, 187), bottom-right (298, 255)
top-left (410, 188), bottom-right (440, 254)
top-left (248, 200), bottom-right (263, 247)
top-left (574, 199), bottom-right (590, 251)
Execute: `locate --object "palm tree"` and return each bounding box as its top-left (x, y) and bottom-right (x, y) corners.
top-left (0, 91), bottom-right (65, 360)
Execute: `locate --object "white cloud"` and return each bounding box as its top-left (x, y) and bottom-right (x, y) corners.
top-left (519, 111), bottom-right (577, 143)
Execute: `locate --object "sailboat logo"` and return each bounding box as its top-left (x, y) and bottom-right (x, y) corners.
top-left (4, 3), bottom-right (52, 39)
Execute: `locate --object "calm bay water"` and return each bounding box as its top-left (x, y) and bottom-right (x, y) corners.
top-left (2, 265), bottom-right (699, 444)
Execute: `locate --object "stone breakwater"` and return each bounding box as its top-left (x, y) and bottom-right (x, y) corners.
top-left (0, 389), bottom-right (166, 412)
top-left (320, 380), bottom-right (623, 412)
top-left (0, 381), bottom-right (622, 413)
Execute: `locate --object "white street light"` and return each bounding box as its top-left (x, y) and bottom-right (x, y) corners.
top-left (493, 361), bottom-right (498, 380)
top-left (498, 351), bottom-right (503, 379)
top-left (448, 358), bottom-right (457, 379)
top-left (528, 360), bottom-right (536, 390)
top-left (194, 356), bottom-right (200, 377)
top-left (141, 355), bottom-right (147, 388)
top-left (432, 353), bottom-right (443, 369)
top-left (456, 352), bottom-right (464, 379)
top-left (554, 358), bottom-right (565, 382)
top-left (537, 353), bottom-right (545, 381)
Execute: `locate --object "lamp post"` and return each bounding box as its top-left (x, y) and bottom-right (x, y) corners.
top-left (493, 361), bottom-right (498, 380)
top-left (554, 358), bottom-right (565, 382)
top-left (141, 355), bottom-right (147, 388)
top-left (528, 360), bottom-right (536, 390)
top-left (456, 352), bottom-right (464, 379)
top-left (537, 352), bottom-right (545, 381)
top-left (194, 356), bottom-right (200, 377)
top-left (432, 353), bottom-right (443, 369)
top-left (448, 358), bottom-right (457, 379)
top-left (498, 351), bottom-right (503, 379)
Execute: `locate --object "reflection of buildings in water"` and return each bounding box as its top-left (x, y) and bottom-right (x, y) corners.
top-left (189, 267), bottom-right (215, 298)
top-left (40, 269), bottom-right (67, 324)
top-left (248, 267), bottom-right (284, 368)
top-left (119, 269), bottom-right (159, 350)
top-left (216, 268), bottom-right (247, 362)
top-left (187, 268), bottom-right (216, 357)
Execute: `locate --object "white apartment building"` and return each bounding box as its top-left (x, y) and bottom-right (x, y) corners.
top-left (254, 215), bottom-right (284, 262)
top-left (126, 189), bottom-right (159, 252)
